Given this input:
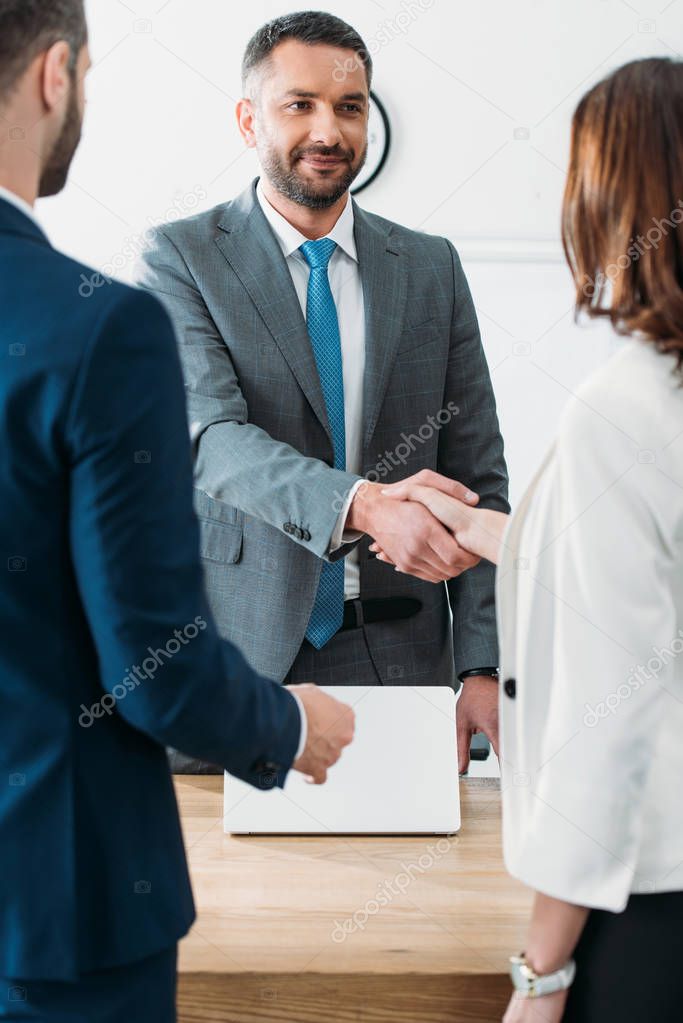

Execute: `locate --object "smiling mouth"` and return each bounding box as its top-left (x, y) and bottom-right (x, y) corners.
top-left (300, 154), bottom-right (348, 169)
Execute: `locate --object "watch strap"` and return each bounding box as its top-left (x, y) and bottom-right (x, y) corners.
top-left (458, 667), bottom-right (499, 682)
top-left (509, 954), bottom-right (576, 998)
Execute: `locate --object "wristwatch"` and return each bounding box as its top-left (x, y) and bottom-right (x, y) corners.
top-left (458, 667), bottom-right (499, 683)
top-left (509, 953), bottom-right (576, 998)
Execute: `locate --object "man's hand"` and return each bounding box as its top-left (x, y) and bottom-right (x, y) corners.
top-left (287, 684), bottom-right (355, 784)
top-left (377, 480), bottom-right (509, 566)
top-left (347, 470), bottom-right (481, 583)
top-left (457, 676), bottom-right (499, 774)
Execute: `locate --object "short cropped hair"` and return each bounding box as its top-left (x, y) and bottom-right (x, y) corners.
top-left (242, 10), bottom-right (372, 94)
top-left (0, 0), bottom-right (87, 102)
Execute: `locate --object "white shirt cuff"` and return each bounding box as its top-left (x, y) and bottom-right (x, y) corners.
top-left (329, 479), bottom-right (365, 552)
top-left (289, 690), bottom-right (308, 760)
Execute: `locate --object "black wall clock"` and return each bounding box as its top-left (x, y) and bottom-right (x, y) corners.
top-left (352, 91), bottom-right (391, 195)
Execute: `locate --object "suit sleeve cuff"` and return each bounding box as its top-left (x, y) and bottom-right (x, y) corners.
top-left (289, 689), bottom-right (308, 760)
top-left (329, 479), bottom-right (365, 553)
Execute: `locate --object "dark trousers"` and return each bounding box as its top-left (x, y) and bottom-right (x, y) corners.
top-left (563, 890), bottom-right (683, 1021)
top-left (0, 945), bottom-right (177, 1022)
top-left (283, 621), bottom-right (383, 685)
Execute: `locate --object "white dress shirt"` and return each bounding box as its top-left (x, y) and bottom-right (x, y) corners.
top-left (256, 179), bottom-right (365, 601)
top-left (498, 337), bottom-right (683, 911)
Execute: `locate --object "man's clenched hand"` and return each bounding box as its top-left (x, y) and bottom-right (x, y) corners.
top-left (287, 684), bottom-right (355, 784)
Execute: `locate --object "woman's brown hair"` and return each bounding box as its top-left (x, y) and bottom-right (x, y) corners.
top-left (562, 58), bottom-right (683, 375)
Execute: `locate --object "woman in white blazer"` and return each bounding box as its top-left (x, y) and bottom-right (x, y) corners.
top-left (372, 58), bottom-right (683, 1021)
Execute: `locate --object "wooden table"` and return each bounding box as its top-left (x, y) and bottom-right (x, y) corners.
top-left (175, 776), bottom-right (532, 1023)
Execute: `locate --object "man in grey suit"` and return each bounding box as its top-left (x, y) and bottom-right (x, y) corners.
top-left (136, 11), bottom-right (509, 774)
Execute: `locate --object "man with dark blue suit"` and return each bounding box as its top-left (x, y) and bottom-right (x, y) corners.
top-left (0, 3), bottom-right (354, 1020)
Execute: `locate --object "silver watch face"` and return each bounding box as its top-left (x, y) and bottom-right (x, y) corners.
top-left (510, 957), bottom-right (537, 991)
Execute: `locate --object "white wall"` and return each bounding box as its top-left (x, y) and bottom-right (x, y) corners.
top-left (39, 0), bottom-right (682, 502)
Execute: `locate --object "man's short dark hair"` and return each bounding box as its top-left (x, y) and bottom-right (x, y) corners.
top-left (0, 0), bottom-right (87, 103)
top-left (242, 10), bottom-right (372, 95)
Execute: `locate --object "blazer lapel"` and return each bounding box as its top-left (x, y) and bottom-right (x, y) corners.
top-left (214, 182), bottom-right (332, 445)
top-left (353, 203), bottom-right (409, 453)
top-left (214, 184), bottom-right (409, 456)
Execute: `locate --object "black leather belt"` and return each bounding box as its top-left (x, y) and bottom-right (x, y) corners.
top-left (339, 597), bottom-right (422, 631)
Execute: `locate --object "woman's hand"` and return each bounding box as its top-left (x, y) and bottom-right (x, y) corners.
top-left (501, 893), bottom-right (588, 1023)
top-left (372, 481), bottom-right (508, 565)
top-left (502, 989), bottom-right (568, 1023)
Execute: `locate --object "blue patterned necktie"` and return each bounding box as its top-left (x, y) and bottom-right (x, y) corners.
top-left (300, 237), bottom-right (346, 649)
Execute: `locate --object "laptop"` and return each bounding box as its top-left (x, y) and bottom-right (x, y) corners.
top-left (223, 685), bottom-right (460, 835)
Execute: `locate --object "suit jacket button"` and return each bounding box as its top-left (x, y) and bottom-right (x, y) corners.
top-left (252, 759), bottom-right (280, 774)
top-left (294, 527), bottom-right (303, 540)
top-left (302, 529), bottom-right (311, 541)
top-left (253, 760), bottom-right (281, 789)
top-left (283, 523), bottom-right (292, 534)
top-left (503, 677), bottom-right (516, 699)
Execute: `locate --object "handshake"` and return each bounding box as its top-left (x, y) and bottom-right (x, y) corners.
top-left (349, 468), bottom-right (509, 581)
top-left (285, 471), bottom-right (509, 786)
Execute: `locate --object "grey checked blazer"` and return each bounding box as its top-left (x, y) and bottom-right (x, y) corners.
top-left (135, 177), bottom-right (509, 691)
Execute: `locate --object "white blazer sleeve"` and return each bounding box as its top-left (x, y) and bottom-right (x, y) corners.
top-left (504, 394), bottom-right (679, 912)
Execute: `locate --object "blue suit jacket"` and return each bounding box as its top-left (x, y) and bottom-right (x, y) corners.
top-left (0, 197), bottom-right (300, 981)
